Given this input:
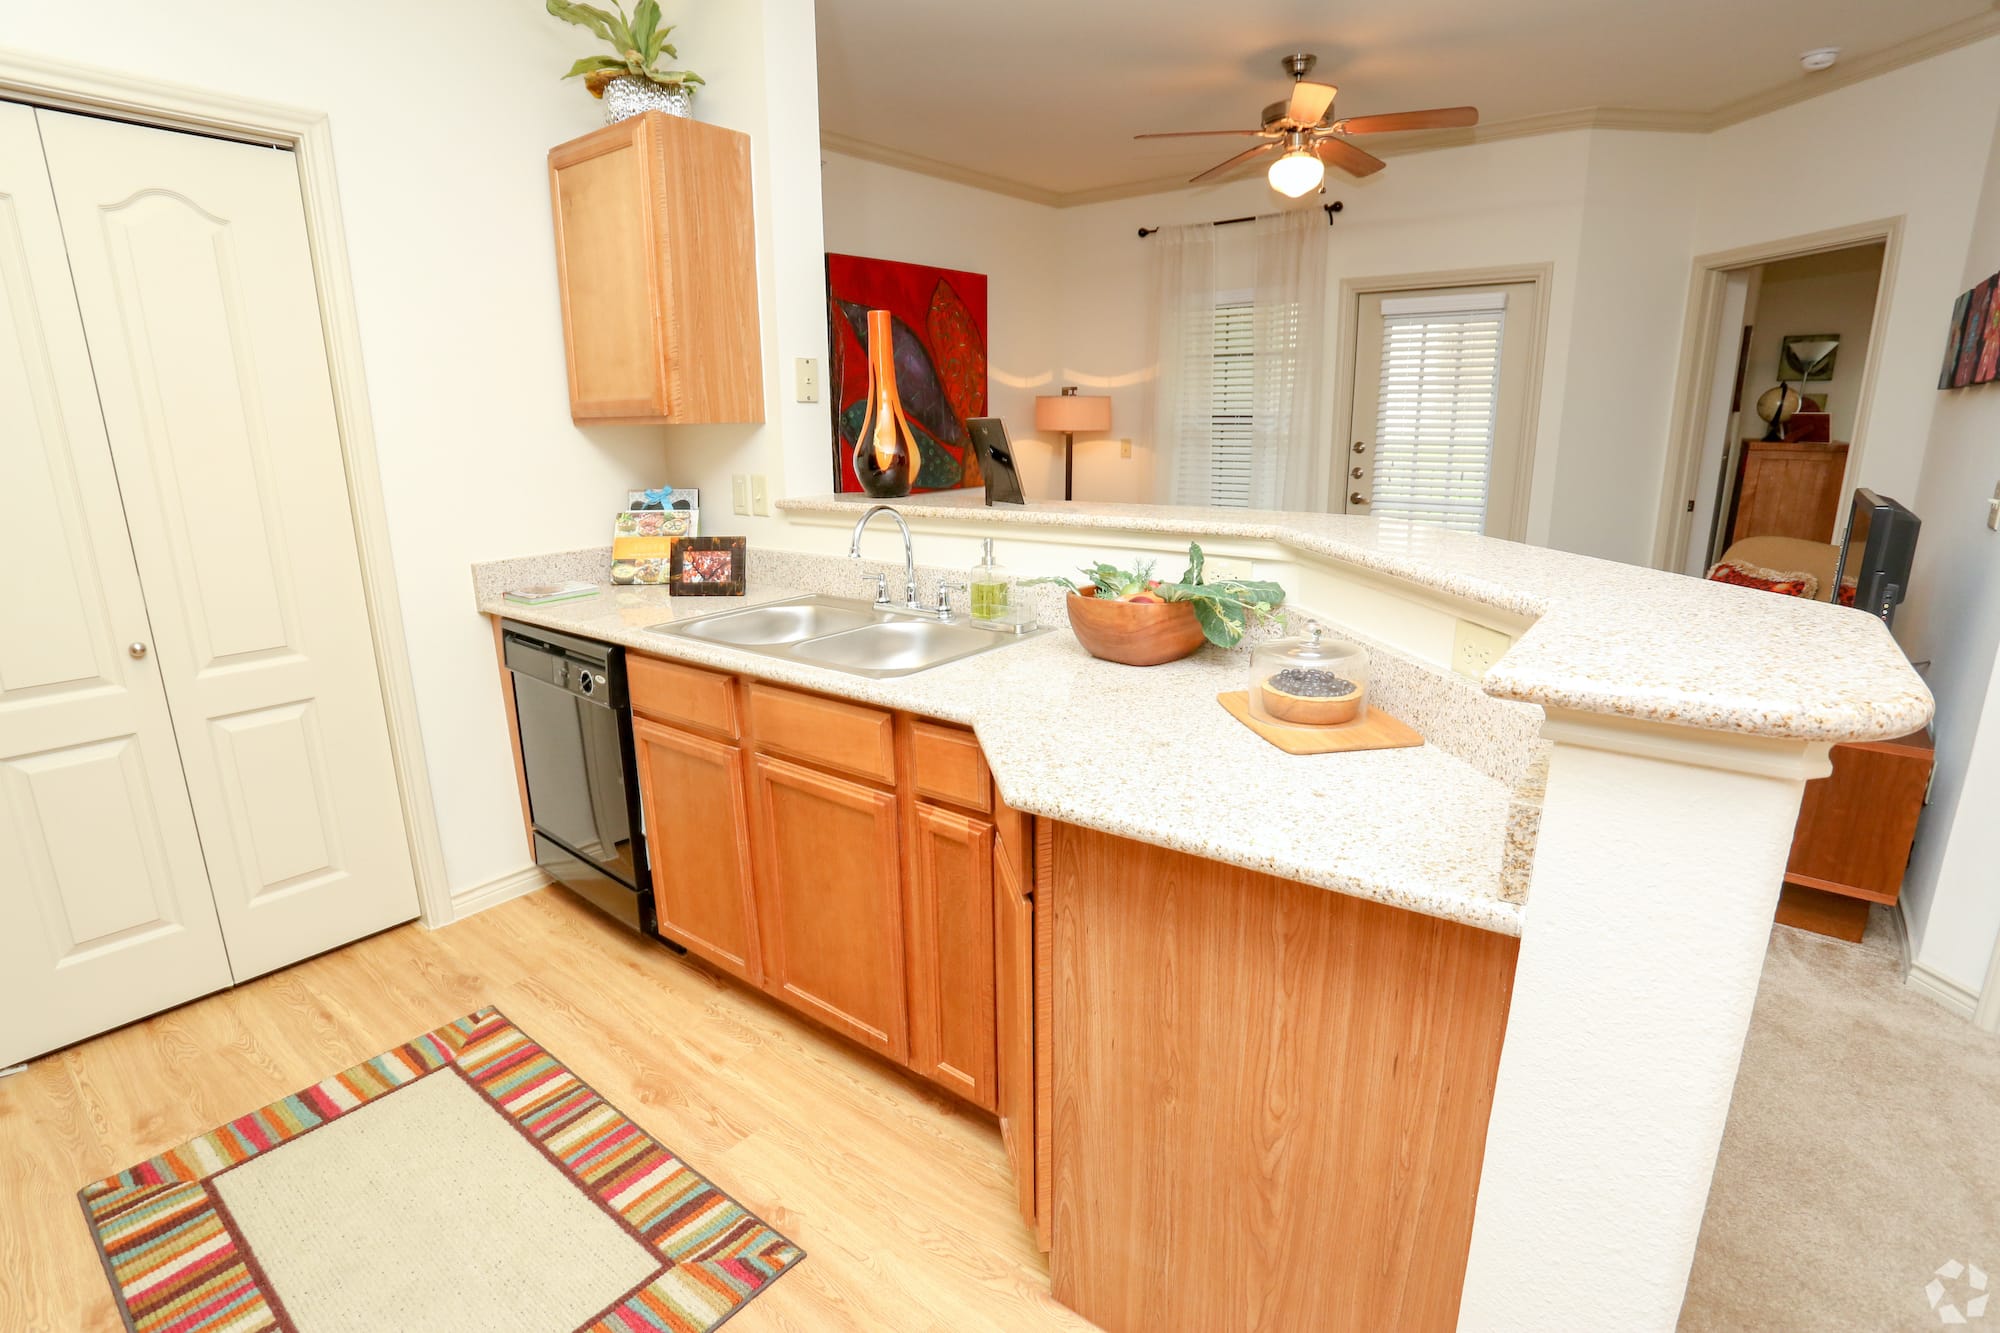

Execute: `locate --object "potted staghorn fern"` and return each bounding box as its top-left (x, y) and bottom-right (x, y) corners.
top-left (547, 0), bottom-right (706, 123)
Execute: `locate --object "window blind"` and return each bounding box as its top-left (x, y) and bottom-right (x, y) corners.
top-left (1207, 300), bottom-right (1255, 507)
top-left (1371, 296), bottom-right (1507, 533)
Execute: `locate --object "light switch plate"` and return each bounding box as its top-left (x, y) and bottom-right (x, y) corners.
top-left (795, 357), bottom-right (820, 403)
top-left (1988, 480), bottom-right (2000, 532)
top-left (1120, 438), bottom-right (1133, 459)
top-left (750, 474), bottom-right (769, 516)
top-left (1452, 620), bottom-right (1512, 680)
top-left (730, 474), bottom-right (749, 515)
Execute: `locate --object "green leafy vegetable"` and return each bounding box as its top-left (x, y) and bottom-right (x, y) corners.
top-left (1024, 541), bottom-right (1286, 648)
top-left (547, 0), bottom-right (704, 93)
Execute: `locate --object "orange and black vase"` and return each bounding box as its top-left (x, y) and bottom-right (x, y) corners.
top-left (852, 308), bottom-right (917, 497)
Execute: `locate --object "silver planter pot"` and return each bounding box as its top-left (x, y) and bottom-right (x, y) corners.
top-left (602, 76), bottom-right (694, 123)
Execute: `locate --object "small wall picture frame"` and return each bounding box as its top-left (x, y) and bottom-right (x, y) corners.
top-left (668, 536), bottom-right (747, 596)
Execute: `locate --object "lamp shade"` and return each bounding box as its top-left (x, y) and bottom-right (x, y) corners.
top-left (1035, 393), bottom-right (1112, 433)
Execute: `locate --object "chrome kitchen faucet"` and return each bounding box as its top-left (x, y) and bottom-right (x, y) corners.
top-left (849, 504), bottom-right (923, 612)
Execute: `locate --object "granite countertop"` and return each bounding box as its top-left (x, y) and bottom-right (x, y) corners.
top-left (778, 493), bottom-right (1935, 744)
top-left (478, 578), bottom-right (1521, 937)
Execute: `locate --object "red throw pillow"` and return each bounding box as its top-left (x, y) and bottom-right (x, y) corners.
top-left (1705, 559), bottom-right (1819, 599)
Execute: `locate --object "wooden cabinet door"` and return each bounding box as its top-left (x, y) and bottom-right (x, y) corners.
top-left (906, 804), bottom-right (998, 1110)
top-left (749, 754), bottom-right (908, 1059)
top-left (633, 716), bottom-right (760, 983)
top-left (995, 848), bottom-right (1036, 1230)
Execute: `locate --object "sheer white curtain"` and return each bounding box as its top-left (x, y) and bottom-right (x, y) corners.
top-left (1146, 221), bottom-right (1219, 505)
top-left (1150, 209), bottom-right (1329, 510)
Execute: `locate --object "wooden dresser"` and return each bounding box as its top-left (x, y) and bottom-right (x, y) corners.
top-left (1728, 439), bottom-right (1849, 545)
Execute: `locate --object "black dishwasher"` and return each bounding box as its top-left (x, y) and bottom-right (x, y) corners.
top-left (500, 621), bottom-right (653, 934)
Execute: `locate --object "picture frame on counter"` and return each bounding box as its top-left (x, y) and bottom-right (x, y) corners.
top-left (669, 536), bottom-right (747, 596)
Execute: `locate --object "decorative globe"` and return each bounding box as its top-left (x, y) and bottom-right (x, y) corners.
top-left (1756, 384), bottom-right (1804, 427)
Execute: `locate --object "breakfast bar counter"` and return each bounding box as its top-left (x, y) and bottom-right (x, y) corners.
top-left (476, 498), bottom-right (1931, 1332)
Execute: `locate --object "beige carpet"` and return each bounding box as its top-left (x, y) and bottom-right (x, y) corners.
top-left (1682, 909), bottom-right (2000, 1331)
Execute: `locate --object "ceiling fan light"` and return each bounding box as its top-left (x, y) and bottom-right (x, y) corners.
top-left (1268, 148), bottom-right (1324, 198)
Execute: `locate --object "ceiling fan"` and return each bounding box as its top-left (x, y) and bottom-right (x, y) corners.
top-left (1137, 53), bottom-right (1478, 197)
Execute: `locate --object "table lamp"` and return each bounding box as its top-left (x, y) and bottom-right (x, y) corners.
top-left (1034, 386), bottom-right (1112, 501)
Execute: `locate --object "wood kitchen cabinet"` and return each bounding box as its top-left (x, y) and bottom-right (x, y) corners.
top-left (749, 753), bottom-right (910, 1060)
top-left (631, 716), bottom-right (761, 983)
top-left (504, 639), bottom-right (1041, 1199)
top-left (547, 111), bottom-right (763, 425)
top-left (993, 813), bottom-right (1038, 1237)
top-left (906, 803), bottom-right (998, 1110)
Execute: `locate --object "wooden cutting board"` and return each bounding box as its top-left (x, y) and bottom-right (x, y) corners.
top-left (1217, 691), bottom-right (1423, 755)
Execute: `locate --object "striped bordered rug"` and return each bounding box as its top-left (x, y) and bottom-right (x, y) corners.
top-left (77, 1006), bottom-right (802, 1333)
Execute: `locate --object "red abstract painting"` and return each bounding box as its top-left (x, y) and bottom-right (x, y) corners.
top-left (825, 253), bottom-right (988, 493)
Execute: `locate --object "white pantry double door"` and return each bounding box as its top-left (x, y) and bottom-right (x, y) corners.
top-left (0, 104), bottom-right (417, 1065)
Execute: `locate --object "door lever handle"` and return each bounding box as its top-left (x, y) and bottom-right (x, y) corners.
top-left (1349, 492), bottom-right (1369, 506)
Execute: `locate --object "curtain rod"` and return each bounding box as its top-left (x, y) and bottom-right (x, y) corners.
top-left (1137, 200), bottom-right (1341, 238)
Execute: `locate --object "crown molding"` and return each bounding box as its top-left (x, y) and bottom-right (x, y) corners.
top-left (818, 130), bottom-right (1064, 207)
top-left (1705, 9), bottom-right (2000, 129)
top-left (822, 11), bottom-right (2000, 210)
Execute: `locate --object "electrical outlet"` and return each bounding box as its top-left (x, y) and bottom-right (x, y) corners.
top-left (730, 474), bottom-right (749, 515)
top-left (1453, 620), bottom-right (1512, 680)
top-left (795, 357), bottom-right (820, 403)
top-left (1205, 555), bottom-right (1253, 580)
top-left (750, 474), bottom-right (769, 516)
top-left (1120, 438), bottom-right (1132, 459)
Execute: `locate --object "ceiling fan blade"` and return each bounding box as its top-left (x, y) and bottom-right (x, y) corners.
top-left (1312, 136), bottom-right (1386, 178)
top-left (1335, 106), bottom-right (1479, 135)
top-left (1286, 79), bottom-right (1338, 127)
top-left (1134, 129), bottom-right (1275, 140)
top-left (1190, 142), bottom-right (1279, 184)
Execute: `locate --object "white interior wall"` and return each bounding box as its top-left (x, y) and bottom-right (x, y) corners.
top-left (1546, 132), bottom-right (1703, 560)
top-left (818, 152), bottom-right (1067, 497)
top-left (1899, 99), bottom-right (2000, 1001)
top-left (1739, 246), bottom-right (1885, 446)
top-left (0, 0), bottom-right (824, 898)
top-left (1689, 37), bottom-right (2000, 510)
top-left (1054, 131), bottom-right (1596, 529)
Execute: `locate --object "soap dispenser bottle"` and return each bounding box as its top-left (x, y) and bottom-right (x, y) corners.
top-left (968, 538), bottom-right (1020, 629)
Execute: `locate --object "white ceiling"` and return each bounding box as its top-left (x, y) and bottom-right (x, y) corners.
top-left (815, 0), bottom-right (1997, 201)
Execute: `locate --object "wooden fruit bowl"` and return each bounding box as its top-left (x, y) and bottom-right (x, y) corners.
top-left (1258, 676), bottom-right (1365, 726)
top-left (1064, 587), bottom-right (1207, 666)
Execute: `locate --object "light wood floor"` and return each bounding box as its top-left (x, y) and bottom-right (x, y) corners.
top-left (0, 887), bottom-right (1097, 1332)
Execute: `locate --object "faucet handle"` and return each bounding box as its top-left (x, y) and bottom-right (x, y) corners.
top-left (859, 570), bottom-right (891, 608)
top-left (934, 581), bottom-right (967, 621)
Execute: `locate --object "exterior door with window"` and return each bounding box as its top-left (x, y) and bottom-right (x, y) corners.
top-left (1344, 283), bottom-right (1538, 538)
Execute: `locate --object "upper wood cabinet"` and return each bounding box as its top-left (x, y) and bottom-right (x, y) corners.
top-left (547, 111), bottom-right (763, 425)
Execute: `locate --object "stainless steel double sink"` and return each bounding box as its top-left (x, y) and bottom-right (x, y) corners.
top-left (646, 594), bottom-right (1044, 679)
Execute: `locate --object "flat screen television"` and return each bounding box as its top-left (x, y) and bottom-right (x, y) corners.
top-left (1834, 489), bottom-right (1920, 628)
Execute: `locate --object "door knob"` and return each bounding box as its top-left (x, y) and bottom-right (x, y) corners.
top-left (1351, 465), bottom-right (1364, 479)
top-left (129, 642), bottom-right (148, 659)
top-left (1352, 441), bottom-right (1368, 454)
top-left (1349, 492), bottom-right (1369, 506)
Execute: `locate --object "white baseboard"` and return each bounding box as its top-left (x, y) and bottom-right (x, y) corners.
top-left (447, 865), bottom-right (549, 923)
top-left (1897, 898), bottom-right (1985, 1021)
top-left (1905, 959), bottom-right (1982, 1020)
